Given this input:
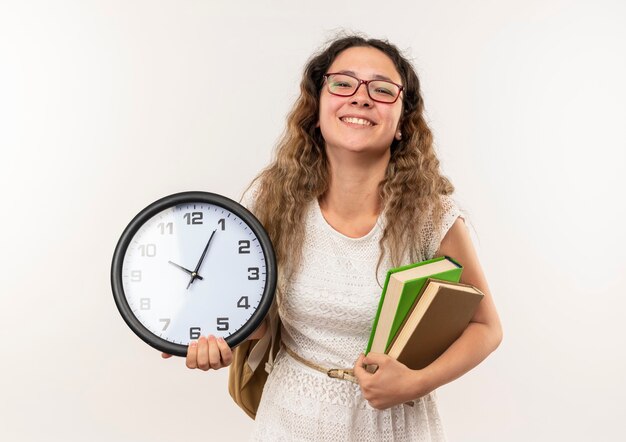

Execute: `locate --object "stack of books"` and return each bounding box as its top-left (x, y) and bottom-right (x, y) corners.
top-left (365, 256), bottom-right (484, 370)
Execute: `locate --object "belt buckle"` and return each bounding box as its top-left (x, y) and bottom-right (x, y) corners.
top-left (327, 368), bottom-right (345, 379)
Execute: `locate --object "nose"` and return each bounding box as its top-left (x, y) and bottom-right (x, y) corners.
top-left (350, 83), bottom-right (372, 107)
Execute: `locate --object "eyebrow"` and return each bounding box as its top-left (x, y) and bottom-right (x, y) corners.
top-left (337, 70), bottom-right (398, 83)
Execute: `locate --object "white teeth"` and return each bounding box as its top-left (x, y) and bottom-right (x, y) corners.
top-left (341, 117), bottom-right (373, 126)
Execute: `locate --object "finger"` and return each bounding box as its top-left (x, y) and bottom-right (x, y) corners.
top-left (363, 352), bottom-right (388, 367)
top-left (161, 352), bottom-right (172, 359)
top-left (361, 352), bottom-right (382, 374)
top-left (353, 353), bottom-right (365, 372)
top-left (196, 336), bottom-right (210, 370)
top-left (216, 336), bottom-right (233, 366)
top-left (208, 335), bottom-right (222, 369)
top-left (186, 341), bottom-right (198, 369)
top-left (353, 353), bottom-right (370, 380)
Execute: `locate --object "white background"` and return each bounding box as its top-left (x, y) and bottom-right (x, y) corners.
top-left (1, 1), bottom-right (625, 441)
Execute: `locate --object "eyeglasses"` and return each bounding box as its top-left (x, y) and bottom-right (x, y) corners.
top-left (323, 73), bottom-right (404, 104)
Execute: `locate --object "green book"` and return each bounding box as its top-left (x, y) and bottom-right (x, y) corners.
top-left (365, 256), bottom-right (463, 355)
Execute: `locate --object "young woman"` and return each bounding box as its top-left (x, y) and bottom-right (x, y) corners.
top-left (165, 35), bottom-right (503, 441)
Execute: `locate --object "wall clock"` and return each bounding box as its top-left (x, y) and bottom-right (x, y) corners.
top-left (111, 191), bottom-right (276, 357)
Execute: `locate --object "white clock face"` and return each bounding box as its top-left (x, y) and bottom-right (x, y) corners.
top-left (121, 202), bottom-right (268, 345)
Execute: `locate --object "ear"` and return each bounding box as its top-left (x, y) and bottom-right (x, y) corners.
top-left (316, 120), bottom-right (320, 128)
top-left (395, 120), bottom-right (402, 140)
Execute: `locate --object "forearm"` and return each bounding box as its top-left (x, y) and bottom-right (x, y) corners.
top-left (414, 322), bottom-right (502, 396)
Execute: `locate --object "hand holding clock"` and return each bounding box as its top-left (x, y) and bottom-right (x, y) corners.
top-left (161, 318), bottom-right (268, 369)
top-left (161, 334), bottom-right (233, 370)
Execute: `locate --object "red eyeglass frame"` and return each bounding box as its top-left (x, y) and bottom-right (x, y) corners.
top-left (323, 72), bottom-right (404, 104)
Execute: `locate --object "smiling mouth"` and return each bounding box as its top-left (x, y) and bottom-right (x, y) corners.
top-left (340, 117), bottom-right (375, 127)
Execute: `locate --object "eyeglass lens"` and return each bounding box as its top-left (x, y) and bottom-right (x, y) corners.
top-left (326, 74), bottom-right (400, 103)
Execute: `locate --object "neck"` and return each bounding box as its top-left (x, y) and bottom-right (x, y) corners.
top-left (319, 149), bottom-right (389, 219)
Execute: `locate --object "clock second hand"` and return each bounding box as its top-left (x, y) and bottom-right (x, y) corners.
top-left (187, 229), bottom-right (217, 289)
top-left (167, 260), bottom-right (204, 280)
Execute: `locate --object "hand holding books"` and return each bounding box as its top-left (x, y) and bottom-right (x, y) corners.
top-left (353, 352), bottom-right (426, 410)
top-left (366, 256), bottom-right (484, 371)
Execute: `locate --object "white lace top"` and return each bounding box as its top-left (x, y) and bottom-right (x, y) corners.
top-left (246, 193), bottom-right (462, 442)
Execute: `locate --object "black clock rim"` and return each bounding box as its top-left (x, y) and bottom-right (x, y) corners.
top-left (110, 191), bottom-right (277, 357)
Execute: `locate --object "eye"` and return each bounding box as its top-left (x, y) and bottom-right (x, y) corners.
top-left (331, 80), bottom-right (353, 89)
top-left (374, 87), bottom-right (394, 96)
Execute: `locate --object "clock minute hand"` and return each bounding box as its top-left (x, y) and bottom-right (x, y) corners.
top-left (187, 229), bottom-right (217, 289)
top-left (168, 260), bottom-right (204, 280)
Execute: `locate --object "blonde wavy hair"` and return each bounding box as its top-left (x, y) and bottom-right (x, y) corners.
top-left (244, 35), bottom-right (455, 293)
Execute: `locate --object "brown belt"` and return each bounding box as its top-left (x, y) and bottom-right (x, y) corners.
top-left (282, 344), bottom-right (415, 407)
top-left (282, 344), bottom-right (358, 383)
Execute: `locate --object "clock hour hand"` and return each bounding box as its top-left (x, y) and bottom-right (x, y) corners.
top-left (187, 229), bottom-right (217, 289)
top-left (168, 260), bottom-right (204, 280)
